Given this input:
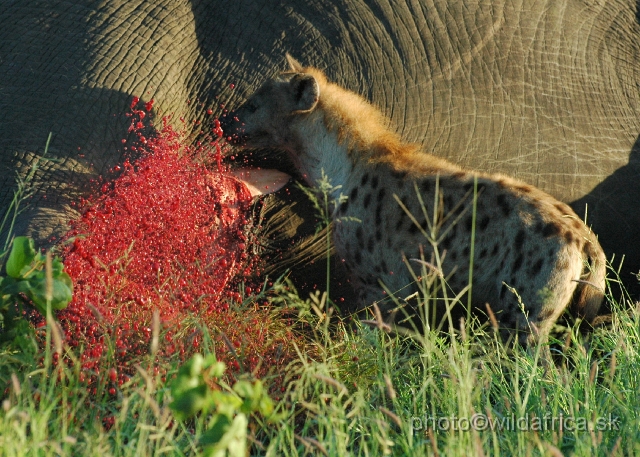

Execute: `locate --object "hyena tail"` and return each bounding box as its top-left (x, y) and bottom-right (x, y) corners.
top-left (570, 241), bottom-right (607, 323)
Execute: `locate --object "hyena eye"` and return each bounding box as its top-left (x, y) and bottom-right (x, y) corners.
top-left (246, 101), bottom-right (258, 113)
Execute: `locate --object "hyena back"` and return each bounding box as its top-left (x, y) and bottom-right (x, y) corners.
top-left (220, 54), bottom-right (607, 344)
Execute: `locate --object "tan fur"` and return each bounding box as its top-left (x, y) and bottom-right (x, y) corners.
top-left (221, 55), bottom-right (607, 345)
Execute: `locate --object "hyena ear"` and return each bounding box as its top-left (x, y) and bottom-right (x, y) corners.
top-left (285, 53), bottom-right (304, 72)
top-left (290, 74), bottom-right (320, 112)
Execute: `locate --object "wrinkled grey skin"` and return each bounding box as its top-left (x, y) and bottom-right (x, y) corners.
top-left (2, 1), bottom-right (640, 298)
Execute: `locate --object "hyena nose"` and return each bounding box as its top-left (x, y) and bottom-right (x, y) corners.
top-left (218, 112), bottom-right (245, 145)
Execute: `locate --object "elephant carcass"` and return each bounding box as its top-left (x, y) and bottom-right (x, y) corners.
top-left (1, 0), bottom-right (639, 299)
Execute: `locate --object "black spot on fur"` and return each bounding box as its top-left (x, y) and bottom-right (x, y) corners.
top-left (363, 193), bottom-right (372, 209)
top-left (361, 174), bottom-right (369, 186)
top-left (496, 194), bottom-right (511, 216)
top-left (554, 202), bottom-right (568, 214)
top-left (463, 246), bottom-right (470, 257)
top-left (491, 244), bottom-right (499, 256)
top-left (479, 248), bottom-right (488, 259)
top-left (529, 258), bottom-right (544, 276)
top-left (338, 200), bottom-right (349, 214)
top-left (512, 254), bottom-right (523, 272)
top-left (500, 284), bottom-right (508, 299)
top-left (499, 250), bottom-right (510, 270)
top-left (344, 243), bottom-right (351, 254)
top-left (366, 276), bottom-right (378, 286)
top-left (391, 170), bottom-right (407, 181)
top-left (542, 222), bottom-right (561, 238)
top-left (409, 223), bottom-right (419, 235)
top-left (564, 231), bottom-right (574, 244)
top-left (354, 251), bottom-right (362, 265)
top-left (465, 215), bottom-right (473, 232)
top-left (376, 230), bottom-right (382, 241)
top-left (381, 260), bottom-right (388, 273)
top-left (421, 180), bottom-right (431, 194)
top-left (441, 234), bottom-right (452, 250)
top-left (515, 230), bottom-right (526, 250)
top-left (350, 187), bottom-right (358, 201)
top-left (479, 216), bottom-right (490, 231)
top-left (395, 210), bottom-right (407, 231)
top-left (367, 237), bottom-right (374, 253)
top-left (375, 188), bottom-right (386, 227)
top-left (356, 227), bottom-right (364, 248)
top-left (371, 175), bottom-right (379, 189)
top-left (444, 195), bottom-right (454, 212)
top-left (395, 216), bottom-right (404, 231)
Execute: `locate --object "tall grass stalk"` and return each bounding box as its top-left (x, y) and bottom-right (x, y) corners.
top-left (1, 132), bottom-right (52, 254)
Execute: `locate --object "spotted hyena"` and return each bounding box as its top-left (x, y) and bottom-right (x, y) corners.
top-left (220, 54), bottom-right (607, 345)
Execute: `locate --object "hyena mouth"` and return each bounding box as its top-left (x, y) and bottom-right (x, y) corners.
top-left (218, 113), bottom-right (245, 145)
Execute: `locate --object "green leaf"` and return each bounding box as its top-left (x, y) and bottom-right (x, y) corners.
top-left (202, 354), bottom-right (226, 378)
top-left (2, 279), bottom-right (33, 298)
top-left (171, 354), bottom-right (205, 398)
top-left (169, 385), bottom-right (208, 420)
top-left (26, 270), bottom-right (73, 312)
top-left (211, 391), bottom-right (242, 418)
top-left (201, 414), bottom-right (248, 457)
top-left (199, 414), bottom-right (232, 446)
top-left (232, 380), bottom-right (255, 399)
top-left (6, 237), bottom-right (36, 278)
top-left (258, 393), bottom-right (274, 417)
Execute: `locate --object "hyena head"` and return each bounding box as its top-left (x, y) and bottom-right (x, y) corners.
top-left (219, 55), bottom-right (320, 151)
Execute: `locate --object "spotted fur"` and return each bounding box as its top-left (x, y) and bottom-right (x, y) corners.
top-left (220, 55), bottom-right (607, 344)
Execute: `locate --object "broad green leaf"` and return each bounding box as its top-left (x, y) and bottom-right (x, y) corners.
top-left (26, 271), bottom-right (73, 312)
top-left (233, 380), bottom-right (255, 399)
top-left (258, 393), bottom-right (274, 417)
top-left (169, 385), bottom-right (208, 420)
top-left (211, 391), bottom-right (242, 417)
top-left (2, 279), bottom-right (33, 297)
top-left (185, 353), bottom-right (204, 377)
top-left (171, 354), bottom-right (204, 398)
top-left (199, 414), bottom-right (232, 446)
top-left (6, 237), bottom-right (36, 278)
top-left (202, 354), bottom-right (225, 378)
top-left (51, 257), bottom-right (65, 275)
top-left (201, 414), bottom-right (247, 457)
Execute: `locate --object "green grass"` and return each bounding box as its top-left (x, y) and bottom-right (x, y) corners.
top-left (0, 268), bottom-right (637, 456)
top-left (1, 157), bottom-right (637, 456)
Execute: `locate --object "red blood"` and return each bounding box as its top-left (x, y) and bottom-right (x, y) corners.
top-left (34, 98), bottom-right (301, 398)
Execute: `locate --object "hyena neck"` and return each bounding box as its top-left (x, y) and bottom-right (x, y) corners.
top-left (291, 109), bottom-right (354, 199)
top-left (291, 80), bottom-right (462, 197)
